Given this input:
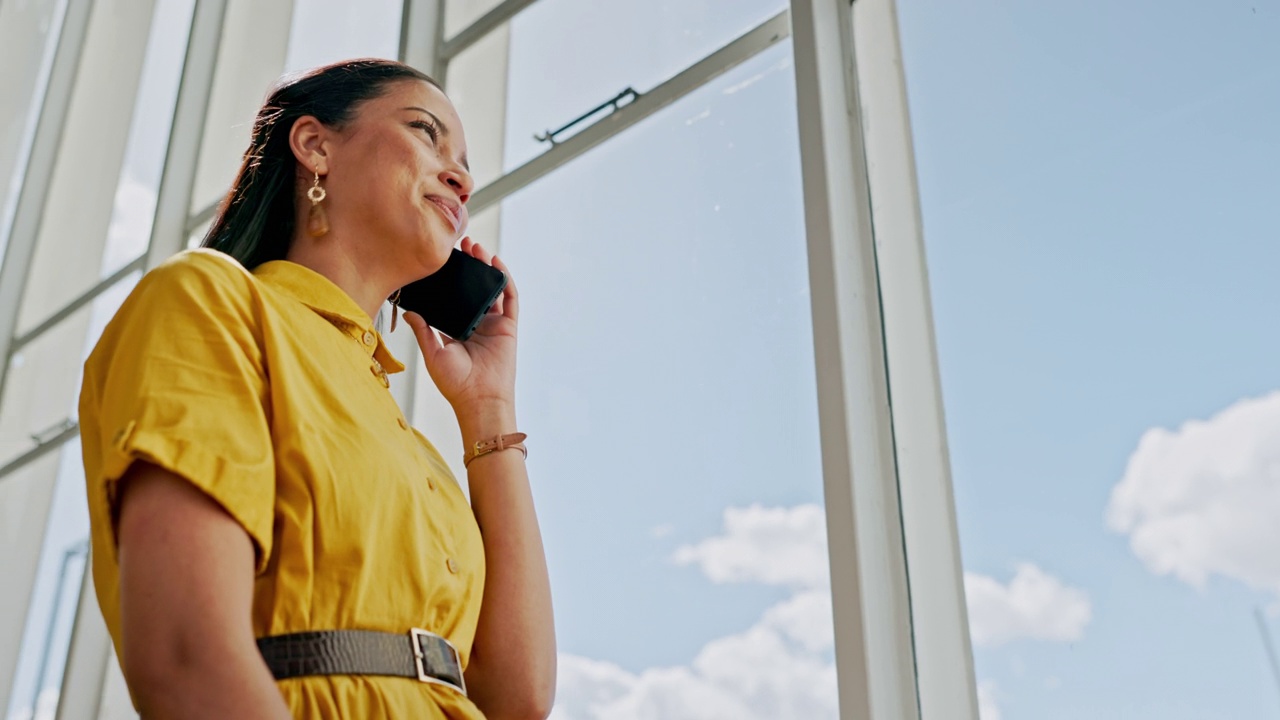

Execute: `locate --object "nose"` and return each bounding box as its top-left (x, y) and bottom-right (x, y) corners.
top-left (441, 163), bottom-right (474, 205)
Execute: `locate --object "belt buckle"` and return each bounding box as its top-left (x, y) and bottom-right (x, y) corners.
top-left (409, 627), bottom-right (467, 696)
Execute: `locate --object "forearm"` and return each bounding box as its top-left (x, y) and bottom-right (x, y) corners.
top-left (130, 648), bottom-right (291, 720)
top-left (458, 403), bottom-right (556, 719)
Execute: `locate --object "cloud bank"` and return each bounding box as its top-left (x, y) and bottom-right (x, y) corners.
top-left (1108, 391), bottom-right (1280, 595)
top-left (553, 504), bottom-right (1090, 719)
top-left (552, 505), bottom-right (836, 720)
top-left (964, 564), bottom-right (1092, 647)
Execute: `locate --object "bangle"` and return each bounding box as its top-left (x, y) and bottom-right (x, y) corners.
top-left (463, 432), bottom-right (528, 468)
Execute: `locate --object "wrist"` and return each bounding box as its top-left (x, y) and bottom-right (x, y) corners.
top-left (455, 400), bottom-right (517, 444)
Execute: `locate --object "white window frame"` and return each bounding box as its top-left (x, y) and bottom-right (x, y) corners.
top-left (790, 0), bottom-right (977, 717)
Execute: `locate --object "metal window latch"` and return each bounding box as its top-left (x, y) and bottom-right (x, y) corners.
top-left (30, 417), bottom-right (77, 445)
top-left (534, 87), bottom-right (642, 146)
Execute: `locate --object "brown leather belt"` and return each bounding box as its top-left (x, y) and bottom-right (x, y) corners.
top-left (256, 628), bottom-right (466, 696)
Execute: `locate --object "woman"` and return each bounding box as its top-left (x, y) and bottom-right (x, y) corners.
top-left (78, 59), bottom-right (555, 719)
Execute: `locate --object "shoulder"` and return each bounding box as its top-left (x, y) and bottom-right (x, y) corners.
top-left (87, 250), bottom-right (264, 371)
top-left (136, 248), bottom-right (259, 303)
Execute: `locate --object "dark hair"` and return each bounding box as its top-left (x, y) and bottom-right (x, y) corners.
top-left (200, 58), bottom-right (438, 269)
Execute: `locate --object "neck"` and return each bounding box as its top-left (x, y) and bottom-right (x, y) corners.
top-left (284, 231), bottom-right (394, 322)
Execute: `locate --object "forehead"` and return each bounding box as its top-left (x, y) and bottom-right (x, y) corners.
top-left (365, 79), bottom-right (464, 136)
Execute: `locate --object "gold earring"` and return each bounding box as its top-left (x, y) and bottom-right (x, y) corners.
top-left (389, 288), bottom-right (402, 332)
top-left (307, 169), bottom-right (329, 237)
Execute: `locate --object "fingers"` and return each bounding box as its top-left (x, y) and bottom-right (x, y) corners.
top-left (461, 236), bottom-right (493, 264)
top-left (460, 237), bottom-right (517, 323)
top-left (491, 254), bottom-right (519, 322)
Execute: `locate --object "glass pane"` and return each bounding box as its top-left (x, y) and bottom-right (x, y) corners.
top-left (187, 0), bottom-right (295, 218)
top-left (15, 0), bottom-right (192, 337)
top-left (0, 0), bottom-right (66, 268)
top-left (502, 0), bottom-right (787, 171)
top-left (4, 441), bottom-right (88, 720)
top-left (0, 270), bottom-right (137, 471)
top-left (444, 23), bottom-right (511, 190)
top-left (0, 452), bottom-right (60, 720)
top-left (186, 216), bottom-right (213, 250)
top-left (444, 0), bottom-right (507, 38)
top-left (102, 0), bottom-right (196, 267)
top-left (0, 310), bottom-right (90, 470)
top-left (898, 2), bottom-right (1280, 719)
top-left (497, 42), bottom-right (838, 716)
top-left (98, 653), bottom-right (137, 720)
top-left (1, 263), bottom-right (134, 715)
top-left (284, 0), bottom-right (402, 73)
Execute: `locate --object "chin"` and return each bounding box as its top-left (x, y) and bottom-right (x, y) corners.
top-left (415, 244), bottom-right (452, 279)
top-left (392, 228), bottom-right (448, 272)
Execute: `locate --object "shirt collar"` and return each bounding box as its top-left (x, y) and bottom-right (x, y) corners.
top-left (252, 260), bottom-right (406, 374)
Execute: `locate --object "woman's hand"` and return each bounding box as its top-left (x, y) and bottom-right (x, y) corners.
top-left (404, 237), bottom-right (518, 420)
top-left (409, 243), bottom-right (555, 717)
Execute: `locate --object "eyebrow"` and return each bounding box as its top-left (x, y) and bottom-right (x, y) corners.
top-left (403, 106), bottom-right (470, 172)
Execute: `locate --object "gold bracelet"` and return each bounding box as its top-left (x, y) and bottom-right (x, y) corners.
top-left (463, 432), bottom-right (528, 468)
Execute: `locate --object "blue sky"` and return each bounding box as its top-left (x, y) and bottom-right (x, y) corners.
top-left (899, 0), bottom-right (1280, 718)
top-left (8, 1), bottom-right (1280, 719)
top-left (497, 0), bottom-right (1280, 717)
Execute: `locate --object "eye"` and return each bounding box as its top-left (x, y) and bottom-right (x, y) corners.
top-left (409, 119), bottom-right (440, 142)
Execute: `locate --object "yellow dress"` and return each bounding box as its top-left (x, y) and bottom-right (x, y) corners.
top-left (79, 248), bottom-right (487, 719)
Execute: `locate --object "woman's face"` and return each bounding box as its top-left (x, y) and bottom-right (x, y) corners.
top-left (320, 79), bottom-right (473, 283)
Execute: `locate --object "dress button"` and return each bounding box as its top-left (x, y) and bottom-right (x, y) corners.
top-left (426, 477), bottom-right (436, 491)
top-left (397, 417), bottom-right (408, 430)
top-left (446, 558), bottom-right (459, 574)
top-left (362, 330), bottom-right (375, 346)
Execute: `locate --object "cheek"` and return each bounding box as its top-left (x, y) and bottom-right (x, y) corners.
top-left (344, 137), bottom-right (438, 228)
top-left (386, 150), bottom-right (434, 205)
top-left (355, 138), bottom-right (411, 186)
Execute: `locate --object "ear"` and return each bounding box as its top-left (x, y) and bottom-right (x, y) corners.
top-left (288, 115), bottom-right (330, 176)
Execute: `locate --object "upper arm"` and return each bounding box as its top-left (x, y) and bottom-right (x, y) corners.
top-left (80, 251), bottom-right (292, 715)
top-left (115, 460), bottom-right (258, 683)
top-left (83, 250), bottom-right (276, 570)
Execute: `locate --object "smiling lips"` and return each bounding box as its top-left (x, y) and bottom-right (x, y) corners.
top-left (426, 195), bottom-right (463, 231)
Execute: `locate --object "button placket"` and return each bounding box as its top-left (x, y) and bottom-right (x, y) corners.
top-left (370, 358), bottom-right (389, 387)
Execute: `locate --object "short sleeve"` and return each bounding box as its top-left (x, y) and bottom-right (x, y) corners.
top-left (80, 250), bottom-right (275, 573)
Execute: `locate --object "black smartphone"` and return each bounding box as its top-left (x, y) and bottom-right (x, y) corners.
top-left (398, 249), bottom-right (507, 341)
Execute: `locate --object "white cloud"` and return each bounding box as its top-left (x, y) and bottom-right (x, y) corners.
top-left (964, 564), bottom-right (1092, 646)
top-left (650, 524), bottom-right (675, 539)
top-left (672, 504), bottom-right (829, 590)
top-left (759, 589), bottom-right (834, 654)
top-left (560, 503), bottom-right (1083, 718)
top-left (552, 505), bottom-right (837, 720)
top-left (977, 680), bottom-right (1002, 720)
top-left (550, 656), bottom-right (642, 720)
top-left (1107, 391), bottom-right (1280, 595)
top-left (550, 612), bottom-right (838, 720)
